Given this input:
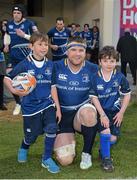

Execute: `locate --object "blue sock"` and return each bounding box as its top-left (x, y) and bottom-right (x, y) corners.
top-left (43, 134), bottom-right (56, 160)
top-left (100, 133), bottom-right (111, 159)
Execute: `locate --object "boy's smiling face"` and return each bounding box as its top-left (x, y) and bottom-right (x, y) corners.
top-left (30, 40), bottom-right (49, 60)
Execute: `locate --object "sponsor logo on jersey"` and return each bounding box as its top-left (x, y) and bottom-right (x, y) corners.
top-left (21, 24), bottom-right (24, 29)
top-left (45, 68), bottom-right (52, 75)
top-left (26, 128), bottom-right (31, 132)
top-left (69, 81), bottom-right (79, 86)
top-left (97, 84), bottom-right (104, 90)
top-left (9, 25), bottom-right (13, 29)
top-left (28, 69), bottom-right (35, 75)
top-left (82, 74), bottom-right (89, 83)
top-left (54, 33), bottom-right (59, 36)
top-left (58, 73), bottom-right (68, 81)
top-left (113, 81), bottom-right (119, 87)
top-left (37, 74), bottom-right (43, 79)
top-left (105, 88), bottom-right (112, 93)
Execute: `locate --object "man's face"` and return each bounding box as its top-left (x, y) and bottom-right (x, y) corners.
top-left (67, 44), bottom-right (86, 66)
top-left (56, 20), bottom-right (64, 31)
top-left (84, 25), bottom-right (89, 31)
top-left (13, 10), bottom-right (23, 22)
top-left (71, 24), bottom-right (76, 31)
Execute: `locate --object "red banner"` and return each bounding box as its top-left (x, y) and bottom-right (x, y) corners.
top-left (120, 0), bottom-right (137, 37)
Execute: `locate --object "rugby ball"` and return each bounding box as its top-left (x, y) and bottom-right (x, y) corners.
top-left (12, 72), bottom-right (36, 94)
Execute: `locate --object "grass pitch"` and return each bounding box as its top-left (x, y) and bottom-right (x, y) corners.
top-left (0, 101), bottom-right (137, 179)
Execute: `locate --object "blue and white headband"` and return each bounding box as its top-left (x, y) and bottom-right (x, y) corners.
top-left (67, 42), bottom-right (87, 50)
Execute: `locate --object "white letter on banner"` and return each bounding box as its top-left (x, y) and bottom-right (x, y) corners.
top-left (123, 10), bottom-right (134, 24)
top-left (135, 0), bottom-right (137, 7)
top-left (134, 11), bottom-right (137, 24)
top-left (123, 0), bottom-right (134, 9)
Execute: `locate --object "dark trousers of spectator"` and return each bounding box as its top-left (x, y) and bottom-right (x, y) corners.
top-left (92, 48), bottom-right (99, 64)
top-left (0, 75), bottom-right (4, 107)
top-left (13, 94), bottom-right (21, 104)
top-left (121, 61), bottom-right (136, 84)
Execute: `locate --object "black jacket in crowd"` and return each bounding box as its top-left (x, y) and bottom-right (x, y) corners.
top-left (117, 32), bottom-right (137, 62)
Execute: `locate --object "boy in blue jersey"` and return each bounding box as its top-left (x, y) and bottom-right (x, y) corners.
top-left (47, 17), bottom-right (71, 61)
top-left (72, 24), bottom-right (81, 37)
top-left (90, 46), bottom-right (131, 172)
top-left (81, 24), bottom-right (94, 52)
top-left (4, 32), bottom-right (61, 173)
top-left (4, 4), bottom-right (38, 115)
top-left (54, 36), bottom-right (98, 170)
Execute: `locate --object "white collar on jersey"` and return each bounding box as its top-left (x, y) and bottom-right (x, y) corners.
top-left (56, 27), bottom-right (65, 33)
top-left (27, 54), bottom-right (47, 68)
top-left (14, 18), bottom-right (26, 25)
top-left (100, 68), bottom-right (116, 82)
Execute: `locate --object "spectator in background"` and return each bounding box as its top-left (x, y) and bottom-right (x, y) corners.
top-left (92, 26), bottom-right (99, 64)
top-left (0, 51), bottom-right (7, 110)
top-left (0, 20), bottom-right (8, 110)
top-left (117, 28), bottom-right (137, 85)
top-left (81, 24), bottom-right (94, 61)
top-left (67, 24), bottom-right (72, 32)
top-left (4, 4), bottom-right (38, 115)
top-left (47, 17), bottom-right (71, 61)
top-left (81, 24), bottom-right (93, 50)
top-left (71, 23), bottom-right (76, 37)
top-left (72, 24), bottom-right (81, 37)
top-left (86, 48), bottom-right (94, 63)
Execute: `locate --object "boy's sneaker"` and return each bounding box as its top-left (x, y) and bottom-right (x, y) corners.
top-left (18, 148), bottom-right (28, 163)
top-left (13, 104), bottom-right (21, 115)
top-left (101, 157), bottom-right (114, 172)
top-left (80, 152), bottom-right (92, 170)
top-left (42, 158), bottom-right (60, 173)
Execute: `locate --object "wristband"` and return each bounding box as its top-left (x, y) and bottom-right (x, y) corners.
top-left (24, 34), bottom-right (31, 40)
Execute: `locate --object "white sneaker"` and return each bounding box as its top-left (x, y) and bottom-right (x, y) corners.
top-left (13, 104), bottom-right (21, 115)
top-left (80, 152), bottom-right (92, 170)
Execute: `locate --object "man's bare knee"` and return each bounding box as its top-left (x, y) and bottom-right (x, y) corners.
top-left (54, 143), bottom-right (75, 166)
top-left (79, 107), bottom-right (97, 127)
top-left (56, 155), bottom-right (74, 166)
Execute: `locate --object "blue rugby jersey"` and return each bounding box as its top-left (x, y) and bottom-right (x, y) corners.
top-left (72, 31), bottom-right (81, 37)
top-left (7, 19), bottom-right (37, 65)
top-left (7, 54), bottom-right (55, 116)
top-left (47, 27), bottom-right (71, 58)
top-left (81, 30), bottom-right (93, 48)
top-left (54, 59), bottom-right (98, 111)
top-left (89, 69), bottom-right (131, 112)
